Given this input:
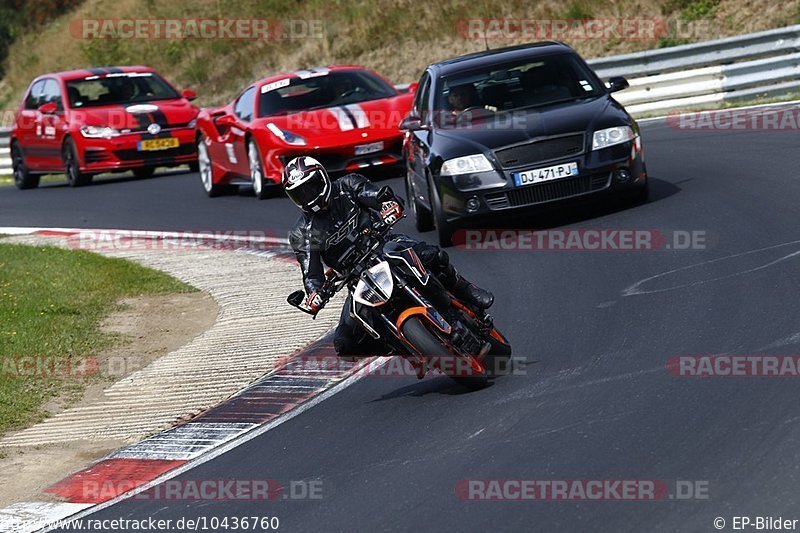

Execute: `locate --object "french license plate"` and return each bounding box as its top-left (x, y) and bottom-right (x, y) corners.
top-left (354, 141), bottom-right (384, 155)
top-left (513, 162), bottom-right (579, 186)
top-left (138, 137), bottom-right (179, 151)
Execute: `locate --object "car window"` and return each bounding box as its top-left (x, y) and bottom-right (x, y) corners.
top-left (41, 79), bottom-right (63, 110)
top-left (235, 87), bottom-right (256, 121)
top-left (65, 72), bottom-right (179, 108)
top-left (435, 53), bottom-right (604, 126)
top-left (24, 80), bottom-right (46, 110)
top-left (414, 72), bottom-right (431, 120)
top-left (257, 70), bottom-right (397, 118)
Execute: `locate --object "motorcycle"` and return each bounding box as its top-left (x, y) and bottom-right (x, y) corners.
top-left (287, 192), bottom-right (512, 390)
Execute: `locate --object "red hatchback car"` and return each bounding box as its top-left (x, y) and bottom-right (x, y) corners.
top-left (195, 65), bottom-right (414, 198)
top-left (11, 66), bottom-right (199, 189)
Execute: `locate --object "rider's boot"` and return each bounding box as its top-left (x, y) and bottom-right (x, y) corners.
top-left (442, 263), bottom-right (494, 310)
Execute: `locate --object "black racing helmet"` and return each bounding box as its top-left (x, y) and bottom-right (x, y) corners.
top-left (282, 156), bottom-right (331, 212)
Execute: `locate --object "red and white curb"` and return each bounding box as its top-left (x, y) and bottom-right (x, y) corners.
top-left (0, 227), bottom-right (388, 532)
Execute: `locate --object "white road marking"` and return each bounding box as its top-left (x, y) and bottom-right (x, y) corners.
top-left (623, 239), bottom-right (800, 296)
top-left (36, 357), bottom-right (388, 533)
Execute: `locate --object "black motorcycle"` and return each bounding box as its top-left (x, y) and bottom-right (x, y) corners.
top-left (287, 194), bottom-right (511, 390)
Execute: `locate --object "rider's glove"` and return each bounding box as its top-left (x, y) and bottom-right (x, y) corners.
top-left (300, 290), bottom-right (324, 314)
top-left (380, 200), bottom-right (403, 225)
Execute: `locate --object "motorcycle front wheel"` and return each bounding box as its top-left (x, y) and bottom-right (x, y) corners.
top-left (401, 316), bottom-right (488, 390)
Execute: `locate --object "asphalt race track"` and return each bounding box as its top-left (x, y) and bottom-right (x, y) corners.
top-left (4, 117), bottom-right (800, 532)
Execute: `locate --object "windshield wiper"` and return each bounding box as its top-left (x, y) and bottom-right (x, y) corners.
top-left (516, 94), bottom-right (600, 111)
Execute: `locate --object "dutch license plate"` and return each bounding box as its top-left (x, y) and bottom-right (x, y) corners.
top-left (513, 161), bottom-right (579, 186)
top-left (138, 137), bottom-right (179, 151)
top-left (354, 141), bottom-right (384, 155)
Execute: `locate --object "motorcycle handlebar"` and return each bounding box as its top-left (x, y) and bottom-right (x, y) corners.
top-left (288, 214), bottom-right (404, 316)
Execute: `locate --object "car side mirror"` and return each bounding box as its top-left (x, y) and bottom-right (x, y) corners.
top-left (287, 290), bottom-right (305, 308)
top-left (606, 76), bottom-right (629, 93)
top-left (38, 102), bottom-right (58, 115)
top-left (399, 113), bottom-right (425, 131)
top-left (182, 89), bottom-right (198, 101)
top-left (215, 114), bottom-right (237, 127)
top-left (407, 82), bottom-right (419, 95)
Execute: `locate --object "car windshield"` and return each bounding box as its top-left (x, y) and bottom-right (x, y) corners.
top-left (257, 70), bottom-right (397, 118)
top-left (65, 72), bottom-right (180, 107)
top-left (433, 53), bottom-right (604, 127)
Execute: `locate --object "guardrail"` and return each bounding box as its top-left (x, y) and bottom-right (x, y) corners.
top-left (0, 128), bottom-right (11, 177)
top-left (587, 24), bottom-right (800, 115)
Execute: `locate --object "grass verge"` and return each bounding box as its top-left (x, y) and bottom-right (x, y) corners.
top-left (0, 243), bottom-right (195, 435)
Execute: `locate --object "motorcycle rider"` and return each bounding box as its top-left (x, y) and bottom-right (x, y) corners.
top-left (283, 156), bottom-right (494, 356)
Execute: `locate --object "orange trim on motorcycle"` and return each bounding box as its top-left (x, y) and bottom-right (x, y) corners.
top-left (395, 306), bottom-right (453, 336)
top-left (451, 298), bottom-right (477, 319)
top-left (490, 328), bottom-right (510, 346)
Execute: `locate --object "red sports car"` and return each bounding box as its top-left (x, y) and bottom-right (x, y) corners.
top-left (195, 65), bottom-right (414, 199)
top-left (10, 66), bottom-right (199, 189)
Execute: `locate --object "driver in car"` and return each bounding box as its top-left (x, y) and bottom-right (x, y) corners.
top-left (283, 155), bottom-right (494, 357)
top-left (447, 83), bottom-right (480, 113)
top-left (329, 75), bottom-right (357, 103)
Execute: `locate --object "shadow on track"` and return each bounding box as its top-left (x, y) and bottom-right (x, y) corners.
top-left (33, 168), bottom-right (193, 189)
top-left (369, 375), bottom-right (496, 401)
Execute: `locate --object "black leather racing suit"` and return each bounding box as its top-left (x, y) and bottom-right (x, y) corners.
top-left (288, 173), bottom-right (458, 356)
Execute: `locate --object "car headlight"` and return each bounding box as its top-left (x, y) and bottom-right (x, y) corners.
top-left (451, 171), bottom-right (506, 192)
top-left (592, 126), bottom-right (634, 150)
top-left (267, 123), bottom-right (307, 146)
top-left (80, 125), bottom-right (121, 139)
top-left (188, 118), bottom-right (197, 128)
top-left (440, 154), bottom-right (493, 176)
top-left (353, 262), bottom-right (393, 307)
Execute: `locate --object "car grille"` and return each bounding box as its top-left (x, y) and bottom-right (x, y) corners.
top-left (279, 138), bottom-right (402, 174)
top-left (484, 172), bottom-right (610, 209)
top-left (84, 150), bottom-right (111, 163)
top-left (113, 144), bottom-right (196, 162)
top-left (493, 134), bottom-right (585, 169)
top-left (129, 121), bottom-right (194, 134)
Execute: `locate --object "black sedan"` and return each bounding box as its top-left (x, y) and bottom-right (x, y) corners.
top-left (400, 41), bottom-right (647, 246)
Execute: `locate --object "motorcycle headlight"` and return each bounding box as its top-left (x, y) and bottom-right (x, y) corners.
top-left (592, 126), bottom-right (634, 151)
top-left (267, 123), bottom-right (307, 146)
top-left (440, 154), bottom-right (493, 176)
top-left (80, 125), bottom-right (121, 139)
top-left (353, 262), bottom-right (393, 307)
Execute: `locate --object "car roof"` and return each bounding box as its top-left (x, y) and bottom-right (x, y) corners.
top-left (429, 42), bottom-right (575, 77)
top-left (33, 66), bottom-right (156, 82)
top-left (252, 65), bottom-right (377, 88)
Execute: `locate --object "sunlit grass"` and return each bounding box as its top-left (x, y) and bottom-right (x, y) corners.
top-left (0, 243), bottom-right (194, 434)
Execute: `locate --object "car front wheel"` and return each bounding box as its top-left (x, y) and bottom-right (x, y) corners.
top-left (406, 169), bottom-right (433, 232)
top-left (198, 137), bottom-right (227, 198)
top-left (429, 175), bottom-right (455, 247)
top-left (248, 140), bottom-right (272, 200)
top-left (63, 138), bottom-right (92, 187)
